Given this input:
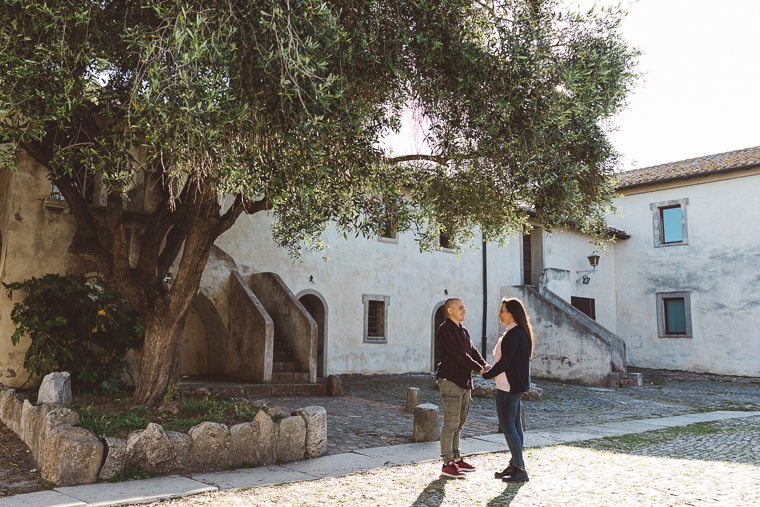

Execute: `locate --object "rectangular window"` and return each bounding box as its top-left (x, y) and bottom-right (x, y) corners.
top-left (657, 291), bottom-right (692, 338)
top-left (571, 296), bottom-right (596, 321)
top-left (377, 203), bottom-right (398, 243)
top-left (650, 198), bottom-right (688, 247)
top-left (439, 233), bottom-right (454, 250)
top-left (663, 298), bottom-right (686, 334)
top-left (660, 206), bottom-right (683, 243)
top-left (363, 294), bottom-right (389, 343)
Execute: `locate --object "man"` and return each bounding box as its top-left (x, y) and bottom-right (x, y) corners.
top-left (435, 297), bottom-right (490, 478)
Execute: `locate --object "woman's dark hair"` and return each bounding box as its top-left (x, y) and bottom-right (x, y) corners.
top-left (501, 297), bottom-right (534, 358)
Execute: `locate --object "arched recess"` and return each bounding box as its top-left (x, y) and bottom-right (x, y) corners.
top-left (431, 301), bottom-right (447, 373)
top-left (297, 289), bottom-right (328, 377)
top-left (183, 292), bottom-right (227, 375)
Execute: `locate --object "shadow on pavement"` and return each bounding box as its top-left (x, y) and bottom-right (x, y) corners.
top-left (485, 482), bottom-right (524, 506)
top-left (411, 477), bottom-right (524, 507)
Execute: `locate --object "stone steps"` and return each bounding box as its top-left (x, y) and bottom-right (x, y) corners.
top-left (271, 371), bottom-right (310, 383)
top-left (273, 361), bottom-right (303, 373)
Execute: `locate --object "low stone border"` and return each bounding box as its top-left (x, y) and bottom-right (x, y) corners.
top-left (0, 386), bottom-right (326, 487)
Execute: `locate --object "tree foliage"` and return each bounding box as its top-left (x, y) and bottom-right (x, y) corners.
top-left (3, 274), bottom-right (144, 392)
top-left (0, 0), bottom-right (638, 404)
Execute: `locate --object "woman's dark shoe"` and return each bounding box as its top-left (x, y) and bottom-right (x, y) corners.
top-left (494, 464), bottom-right (516, 479)
top-left (502, 466), bottom-right (529, 483)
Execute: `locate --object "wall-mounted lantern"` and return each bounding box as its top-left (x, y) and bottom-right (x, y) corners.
top-left (576, 253), bottom-right (601, 284)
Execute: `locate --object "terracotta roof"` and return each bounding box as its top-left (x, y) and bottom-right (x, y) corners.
top-left (616, 146), bottom-right (760, 189)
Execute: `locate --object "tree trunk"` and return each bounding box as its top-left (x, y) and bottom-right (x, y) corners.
top-left (168, 311), bottom-right (188, 386)
top-left (133, 312), bottom-right (185, 407)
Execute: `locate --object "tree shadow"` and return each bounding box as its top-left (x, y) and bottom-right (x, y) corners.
top-left (485, 482), bottom-right (525, 506)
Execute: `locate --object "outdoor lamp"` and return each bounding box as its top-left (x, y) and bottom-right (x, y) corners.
top-left (576, 253), bottom-right (600, 284)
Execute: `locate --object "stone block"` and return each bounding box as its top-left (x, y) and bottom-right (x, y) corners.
top-left (266, 406), bottom-right (288, 419)
top-left (191, 387), bottom-right (211, 400)
top-left (44, 408), bottom-right (80, 439)
top-left (275, 415), bottom-right (306, 463)
top-left (37, 372), bottom-right (72, 406)
top-left (325, 375), bottom-right (343, 396)
top-left (188, 422), bottom-right (231, 471)
top-left (628, 373), bottom-right (643, 387)
top-left (228, 422), bottom-right (255, 465)
top-left (42, 426), bottom-right (103, 486)
top-left (126, 423), bottom-right (182, 474)
top-left (405, 387), bottom-right (421, 412)
top-left (21, 400), bottom-right (54, 466)
top-left (166, 431), bottom-right (192, 471)
top-left (522, 385), bottom-right (543, 401)
top-left (157, 401), bottom-right (180, 415)
top-left (99, 437), bottom-right (127, 480)
top-left (296, 406), bottom-right (327, 458)
top-left (472, 385), bottom-right (496, 399)
top-left (251, 409), bottom-right (275, 466)
top-left (605, 372), bottom-right (621, 389)
top-left (0, 388), bottom-right (14, 420)
top-left (5, 397), bottom-right (24, 435)
top-left (413, 403), bottom-right (439, 442)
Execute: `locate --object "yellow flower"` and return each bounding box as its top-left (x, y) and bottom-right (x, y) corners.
top-left (98, 309), bottom-right (107, 316)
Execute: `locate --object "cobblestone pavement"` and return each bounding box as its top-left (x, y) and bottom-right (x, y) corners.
top-left (156, 415), bottom-right (760, 507)
top-left (265, 368), bottom-right (760, 455)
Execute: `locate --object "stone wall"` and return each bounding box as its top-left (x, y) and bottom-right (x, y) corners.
top-left (0, 385), bottom-right (326, 487)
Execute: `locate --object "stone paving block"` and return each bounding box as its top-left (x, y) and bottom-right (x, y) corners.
top-left (405, 387), bottom-right (420, 412)
top-left (281, 452), bottom-right (391, 478)
top-left (55, 476), bottom-right (217, 507)
top-left (412, 403), bottom-right (439, 442)
top-left (192, 465), bottom-right (314, 491)
top-left (459, 436), bottom-right (509, 454)
top-left (0, 490), bottom-right (85, 507)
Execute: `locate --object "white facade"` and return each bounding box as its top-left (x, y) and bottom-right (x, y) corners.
top-left (609, 167), bottom-right (760, 376)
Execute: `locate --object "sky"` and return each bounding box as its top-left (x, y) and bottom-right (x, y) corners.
top-left (384, 0), bottom-right (760, 172)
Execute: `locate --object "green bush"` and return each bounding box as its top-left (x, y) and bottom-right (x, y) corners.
top-left (3, 273), bottom-right (144, 391)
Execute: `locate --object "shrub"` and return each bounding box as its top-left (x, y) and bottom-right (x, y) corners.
top-left (3, 273), bottom-right (144, 391)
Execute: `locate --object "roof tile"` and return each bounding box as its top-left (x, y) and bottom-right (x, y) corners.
top-left (616, 146), bottom-right (760, 188)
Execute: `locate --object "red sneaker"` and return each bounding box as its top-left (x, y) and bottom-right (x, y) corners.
top-left (456, 458), bottom-right (476, 472)
top-left (441, 460), bottom-right (466, 478)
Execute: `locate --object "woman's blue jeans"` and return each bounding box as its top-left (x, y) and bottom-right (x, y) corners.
top-left (496, 389), bottom-right (524, 468)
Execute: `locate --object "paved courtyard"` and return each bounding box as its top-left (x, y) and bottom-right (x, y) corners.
top-left (1, 367), bottom-right (759, 505)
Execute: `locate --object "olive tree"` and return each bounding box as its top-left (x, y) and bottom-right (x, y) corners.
top-left (0, 0), bottom-right (638, 406)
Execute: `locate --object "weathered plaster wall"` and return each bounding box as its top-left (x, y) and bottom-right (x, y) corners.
top-left (181, 304), bottom-right (208, 375)
top-left (541, 228), bottom-right (618, 333)
top-left (217, 212), bottom-right (523, 375)
top-left (609, 171), bottom-right (760, 376)
top-left (0, 154), bottom-right (85, 387)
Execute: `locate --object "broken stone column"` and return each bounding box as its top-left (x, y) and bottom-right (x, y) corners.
top-left (37, 372), bottom-right (72, 406)
top-left (405, 387), bottom-right (421, 412)
top-left (413, 403), bottom-right (439, 442)
top-left (296, 406), bottom-right (327, 458)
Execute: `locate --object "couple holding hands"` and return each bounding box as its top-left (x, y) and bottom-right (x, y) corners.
top-left (434, 296), bottom-right (533, 483)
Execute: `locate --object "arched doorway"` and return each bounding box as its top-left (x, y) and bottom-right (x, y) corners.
top-left (431, 302), bottom-right (446, 373)
top-left (297, 290), bottom-right (328, 377)
top-left (182, 293), bottom-right (227, 376)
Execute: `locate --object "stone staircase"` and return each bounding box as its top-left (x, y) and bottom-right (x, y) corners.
top-left (272, 340), bottom-right (310, 383)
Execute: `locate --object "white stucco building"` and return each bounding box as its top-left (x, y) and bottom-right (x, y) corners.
top-left (1, 146), bottom-right (759, 388)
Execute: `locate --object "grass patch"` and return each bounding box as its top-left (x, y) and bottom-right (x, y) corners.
top-left (72, 398), bottom-right (262, 438)
top-left (574, 421), bottom-right (722, 452)
top-left (42, 481), bottom-right (57, 490)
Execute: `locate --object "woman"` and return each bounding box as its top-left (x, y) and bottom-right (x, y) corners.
top-left (482, 297), bottom-right (534, 483)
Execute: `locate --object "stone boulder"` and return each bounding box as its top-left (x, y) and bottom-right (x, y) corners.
top-left (251, 410), bottom-right (275, 466)
top-left (265, 406), bottom-right (288, 419)
top-left (296, 406), bottom-right (327, 458)
top-left (166, 431), bottom-right (192, 471)
top-left (0, 388), bottom-right (15, 420)
top-left (326, 375), bottom-right (343, 396)
top-left (99, 437), bottom-right (127, 480)
top-left (274, 416), bottom-right (306, 463)
top-left (37, 372), bottom-right (72, 406)
top-left (522, 384), bottom-right (543, 401)
top-left (188, 422), bottom-right (231, 471)
top-left (42, 426), bottom-right (103, 486)
top-left (126, 423), bottom-right (182, 474)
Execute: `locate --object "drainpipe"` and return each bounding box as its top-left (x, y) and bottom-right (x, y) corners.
top-left (482, 238), bottom-right (488, 357)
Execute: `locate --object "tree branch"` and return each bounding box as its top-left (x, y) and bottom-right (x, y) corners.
top-left (383, 154), bottom-right (450, 165)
